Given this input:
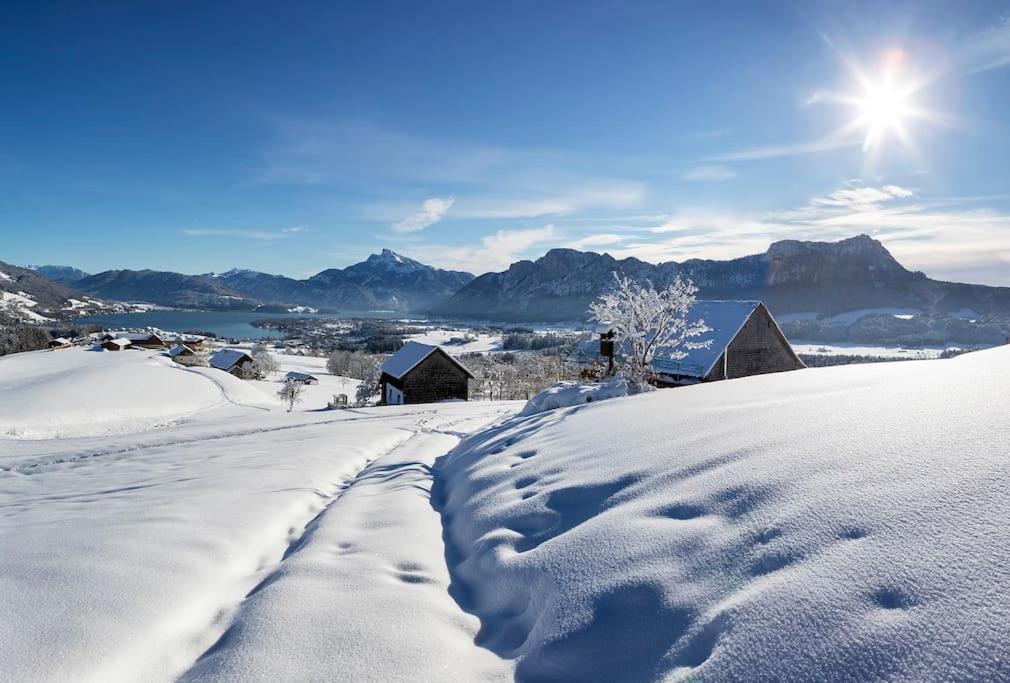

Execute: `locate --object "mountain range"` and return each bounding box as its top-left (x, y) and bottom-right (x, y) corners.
top-left (431, 235), bottom-right (1010, 321)
top-left (15, 235), bottom-right (1010, 324)
top-left (67, 249), bottom-right (474, 313)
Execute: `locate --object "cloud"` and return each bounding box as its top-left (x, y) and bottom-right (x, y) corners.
top-left (567, 234), bottom-right (626, 250)
top-left (703, 135), bottom-right (860, 162)
top-left (181, 228), bottom-right (297, 241)
top-left (409, 225), bottom-right (558, 274)
top-left (680, 165), bottom-right (737, 182)
top-left (957, 18), bottom-right (1010, 75)
top-left (603, 184), bottom-right (1010, 285)
top-left (393, 197), bottom-right (455, 233)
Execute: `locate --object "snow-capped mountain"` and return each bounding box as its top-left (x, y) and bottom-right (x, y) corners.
top-left (25, 264), bottom-right (91, 284)
top-left (74, 250), bottom-right (475, 312)
top-left (433, 235), bottom-right (1010, 321)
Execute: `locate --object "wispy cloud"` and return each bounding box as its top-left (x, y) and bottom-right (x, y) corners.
top-left (181, 228), bottom-right (301, 241)
top-left (602, 184), bottom-right (1010, 285)
top-left (680, 165), bottom-right (737, 182)
top-left (703, 135), bottom-right (861, 162)
top-left (567, 233), bottom-right (626, 250)
top-left (409, 225), bottom-right (558, 274)
top-left (955, 17), bottom-right (1010, 75)
top-left (393, 196), bottom-right (455, 233)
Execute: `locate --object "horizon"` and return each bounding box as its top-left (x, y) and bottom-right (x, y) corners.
top-left (3, 2), bottom-right (1010, 284)
top-left (18, 232), bottom-right (968, 284)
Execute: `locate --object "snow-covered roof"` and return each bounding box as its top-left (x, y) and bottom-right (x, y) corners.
top-left (284, 371), bottom-right (317, 382)
top-left (210, 348), bottom-right (252, 371)
top-left (381, 341), bottom-right (474, 380)
top-left (168, 344), bottom-right (194, 358)
top-left (122, 332), bottom-right (162, 342)
top-left (51, 337), bottom-right (71, 345)
top-left (594, 321), bottom-right (615, 335)
top-left (106, 338), bottom-right (131, 348)
top-left (580, 301), bottom-right (768, 379)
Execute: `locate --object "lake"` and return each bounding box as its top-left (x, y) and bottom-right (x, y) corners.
top-left (75, 310), bottom-right (404, 339)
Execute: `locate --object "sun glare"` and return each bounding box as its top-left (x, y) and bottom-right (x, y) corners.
top-left (855, 80), bottom-right (912, 150)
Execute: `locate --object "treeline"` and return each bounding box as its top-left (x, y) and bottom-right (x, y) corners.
top-left (502, 331), bottom-right (580, 351)
top-left (0, 311), bottom-right (50, 356)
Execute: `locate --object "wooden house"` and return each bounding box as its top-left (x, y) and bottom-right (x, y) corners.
top-left (379, 342), bottom-right (473, 405)
top-left (209, 348), bottom-right (254, 377)
top-left (167, 344), bottom-right (196, 359)
top-left (583, 301), bottom-right (804, 386)
top-left (101, 338), bottom-right (132, 352)
top-left (48, 337), bottom-right (72, 350)
top-left (122, 332), bottom-right (165, 349)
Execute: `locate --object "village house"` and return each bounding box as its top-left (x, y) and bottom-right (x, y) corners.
top-left (122, 332), bottom-right (166, 349)
top-left (48, 337), bottom-right (72, 350)
top-left (586, 300), bottom-right (804, 386)
top-left (100, 338), bottom-right (132, 352)
top-left (167, 343), bottom-right (196, 360)
top-left (209, 348), bottom-right (254, 377)
top-left (379, 341), bottom-right (473, 405)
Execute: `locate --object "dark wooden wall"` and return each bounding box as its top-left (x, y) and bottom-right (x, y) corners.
top-left (400, 351), bottom-right (469, 404)
top-left (715, 304), bottom-right (805, 380)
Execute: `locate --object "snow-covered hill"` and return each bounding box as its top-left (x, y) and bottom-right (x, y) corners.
top-left (436, 345), bottom-right (1010, 680)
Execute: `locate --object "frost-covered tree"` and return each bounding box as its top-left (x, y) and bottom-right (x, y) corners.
top-left (277, 380), bottom-right (305, 412)
top-left (355, 356), bottom-right (381, 406)
top-left (589, 273), bottom-right (711, 387)
top-left (248, 345), bottom-right (279, 379)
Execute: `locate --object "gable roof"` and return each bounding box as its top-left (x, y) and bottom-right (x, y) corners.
top-left (381, 341), bottom-right (474, 380)
top-left (168, 344), bottom-right (194, 358)
top-left (581, 300), bottom-right (775, 379)
top-left (123, 332), bottom-right (162, 342)
top-left (105, 338), bottom-right (131, 348)
top-left (284, 371), bottom-right (317, 382)
top-left (210, 348), bottom-right (252, 371)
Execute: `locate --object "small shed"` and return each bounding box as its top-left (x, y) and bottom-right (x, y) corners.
top-left (379, 341), bottom-right (474, 405)
top-left (101, 338), bottom-right (132, 352)
top-left (284, 371), bottom-right (318, 385)
top-left (48, 337), bottom-right (72, 350)
top-left (210, 348), bottom-right (254, 377)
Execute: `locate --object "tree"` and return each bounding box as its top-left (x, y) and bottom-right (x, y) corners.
top-left (589, 273), bottom-right (711, 387)
top-left (355, 356), bottom-right (381, 406)
top-left (248, 345), bottom-right (279, 379)
top-left (277, 380), bottom-right (305, 412)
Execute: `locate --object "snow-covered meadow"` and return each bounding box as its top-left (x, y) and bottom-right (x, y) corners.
top-left (2, 342), bottom-right (1008, 680)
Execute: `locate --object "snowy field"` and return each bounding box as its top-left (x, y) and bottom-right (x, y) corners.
top-left (2, 342), bottom-right (1009, 680)
top-left (405, 328), bottom-right (504, 355)
top-left (792, 342), bottom-right (949, 359)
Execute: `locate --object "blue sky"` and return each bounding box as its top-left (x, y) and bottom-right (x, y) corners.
top-left (2, 1), bottom-right (1010, 283)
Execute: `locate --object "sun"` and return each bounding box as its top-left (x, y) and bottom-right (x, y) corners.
top-left (854, 79), bottom-right (912, 150)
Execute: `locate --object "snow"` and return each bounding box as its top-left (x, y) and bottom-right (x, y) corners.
top-left (0, 348), bottom-right (231, 439)
top-left (1, 290), bottom-right (51, 322)
top-left (792, 342), bottom-right (948, 359)
top-left (209, 348), bottom-right (252, 372)
top-left (406, 328), bottom-right (503, 355)
top-left (0, 270), bottom-right (13, 282)
top-left (519, 377), bottom-right (629, 416)
top-left (248, 354), bottom-right (360, 412)
top-left (0, 344), bottom-right (520, 681)
top-left (436, 346), bottom-right (1010, 680)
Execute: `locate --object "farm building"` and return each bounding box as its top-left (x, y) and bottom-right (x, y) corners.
top-left (586, 300), bottom-right (804, 386)
top-left (122, 332), bottom-right (165, 349)
top-left (283, 371), bottom-right (318, 385)
top-left (48, 337), bottom-right (72, 350)
top-left (167, 344), bottom-right (195, 359)
top-left (209, 348), bottom-right (254, 377)
top-left (100, 338), bottom-right (131, 352)
top-left (379, 341), bottom-right (474, 405)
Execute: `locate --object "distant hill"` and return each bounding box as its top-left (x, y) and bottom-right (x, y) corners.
top-left (26, 265), bottom-right (91, 284)
top-left (431, 235), bottom-right (1010, 322)
top-left (75, 250), bottom-right (475, 312)
top-left (0, 260), bottom-right (114, 322)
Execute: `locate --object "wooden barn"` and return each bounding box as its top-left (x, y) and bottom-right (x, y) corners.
top-left (209, 348), bottom-right (254, 377)
top-left (167, 343), bottom-right (195, 360)
top-left (101, 338), bottom-right (132, 352)
top-left (649, 301), bottom-right (804, 385)
top-left (379, 342), bottom-right (473, 405)
top-left (123, 332), bottom-right (166, 349)
top-left (584, 300), bottom-right (804, 386)
top-left (284, 371), bottom-right (318, 385)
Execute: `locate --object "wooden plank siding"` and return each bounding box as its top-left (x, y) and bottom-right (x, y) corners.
top-left (709, 303), bottom-right (805, 381)
top-left (380, 349), bottom-right (470, 405)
